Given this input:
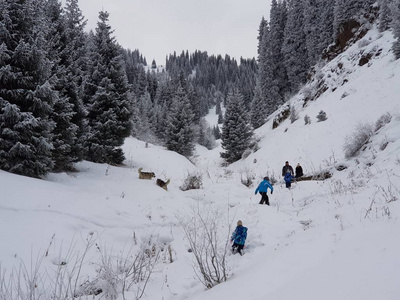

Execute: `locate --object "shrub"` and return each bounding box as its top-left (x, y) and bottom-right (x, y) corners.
top-left (375, 112), bottom-right (392, 131)
top-left (290, 106), bottom-right (299, 123)
top-left (304, 114), bottom-right (311, 125)
top-left (272, 105), bottom-right (290, 129)
top-left (177, 203), bottom-right (232, 289)
top-left (343, 122), bottom-right (374, 159)
top-left (316, 110), bottom-right (328, 122)
top-left (240, 169), bottom-right (255, 187)
top-left (180, 172), bottom-right (203, 191)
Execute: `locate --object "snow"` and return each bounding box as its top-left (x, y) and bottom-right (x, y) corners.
top-left (1, 26), bottom-right (400, 299)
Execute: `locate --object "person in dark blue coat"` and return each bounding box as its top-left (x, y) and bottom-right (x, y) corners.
top-left (231, 220), bottom-right (248, 255)
top-left (255, 176), bottom-right (274, 205)
top-left (284, 171), bottom-right (294, 189)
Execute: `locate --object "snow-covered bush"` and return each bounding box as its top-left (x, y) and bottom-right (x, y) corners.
top-left (374, 112), bottom-right (392, 131)
top-left (177, 204), bottom-right (232, 289)
top-left (240, 169), bottom-right (255, 187)
top-left (304, 114), bottom-right (311, 125)
top-left (316, 110), bottom-right (328, 122)
top-left (343, 122), bottom-right (374, 159)
top-left (290, 106), bottom-right (299, 123)
top-left (0, 234), bottom-right (159, 300)
top-left (241, 148), bottom-right (252, 160)
top-left (180, 172), bottom-right (203, 191)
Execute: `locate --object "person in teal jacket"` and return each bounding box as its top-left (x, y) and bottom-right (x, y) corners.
top-left (231, 220), bottom-right (248, 255)
top-left (255, 176), bottom-right (274, 205)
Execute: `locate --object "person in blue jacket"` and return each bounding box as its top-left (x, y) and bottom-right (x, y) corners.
top-left (255, 176), bottom-right (274, 205)
top-left (231, 220), bottom-right (247, 255)
top-left (284, 171), bottom-right (294, 189)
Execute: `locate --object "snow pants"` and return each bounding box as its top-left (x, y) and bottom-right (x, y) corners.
top-left (232, 243), bottom-right (244, 255)
top-left (259, 192), bottom-right (270, 205)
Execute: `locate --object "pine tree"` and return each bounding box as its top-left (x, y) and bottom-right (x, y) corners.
top-left (282, 0), bottom-right (310, 92)
top-left (165, 87), bottom-right (195, 157)
top-left (0, 0), bottom-right (55, 178)
top-left (64, 0), bottom-right (88, 162)
top-left (318, 0), bottom-right (335, 56)
top-left (269, 0), bottom-right (288, 103)
top-left (44, 0), bottom-right (80, 171)
top-left (213, 125), bottom-right (221, 140)
top-left (257, 17), bottom-right (267, 56)
top-left (220, 90), bottom-right (253, 163)
top-left (250, 79), bottom-right (268, 129)
top-left (392, 0), bottom-right (400, 59)
top-left (379, 0), bottom-right (393, 32)
top-left (303, 0), bottom-right (320, 66)
top-left (82, 11), bottom-right (133, 164)
top-left (197, 119), bottom-right (216, 150)
top-left (333, 0), bottom-right (374, 42)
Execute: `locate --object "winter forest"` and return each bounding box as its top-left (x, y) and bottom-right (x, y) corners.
top-left (1, 0), bottom-right (400, 299)
top-left (1, 0), bottom-right (399, 178)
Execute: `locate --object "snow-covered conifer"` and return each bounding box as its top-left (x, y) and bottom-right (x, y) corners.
top-left (392, 0), bottom-right (400, 59)
top-left (282, 0), bottom-right (309, 92)
top-left (0, 0), bottom-right (55, 178)
top-left (221, 90), bottom-right (253, 163)
top-left (379, 0), bottom-right (393, 32)
top-left (82, 11), bottom-right (133, 164)
top-left (165, 87), bottom-right (195, 157)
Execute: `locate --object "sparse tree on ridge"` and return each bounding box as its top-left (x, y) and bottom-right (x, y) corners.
top-left (221, 90), bottom-right (253, 163)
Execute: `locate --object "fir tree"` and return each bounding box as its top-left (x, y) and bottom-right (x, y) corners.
top-left (392, 0), bottom-right (400, 59)
top-left (213, 125), bottom-right (221, 140)
top-left (82, 11), bottom-right (133, 164)
top-left (63, 0), bottom-right (88, 162)
top-left (165, 87), bottom-right (195, 157)
top-left (303, 0), bottom-right (321, 66)
top-left (220, 90), bottom-right (253, 163)
top-left (269, 0), bottom-right (288, 103)
top-left (0, 0), bottom-right (55, 178)
top-left (44, 0), bottom-right (80, 171)
top-left (379, 0), bottom-right (393, 32)
top-left (282, 0), bottom-right (310, 92)
top-left (250, 80), bottom-right (267, 129)
top-left (318, 0), bottom-right (335, 56)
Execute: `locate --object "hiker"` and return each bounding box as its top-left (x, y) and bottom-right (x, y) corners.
top-left (255, 176), bottom-right (273, 205)
top-left (284, 170), bottom-right (294, 189)
top-left (231, 220), bottom-right (248, 256)
top-left (282, 161), bottom-right (294, 177)
top-left (295, 163), bottom-right (304, 178)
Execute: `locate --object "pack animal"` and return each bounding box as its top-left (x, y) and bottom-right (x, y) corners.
top-left (138, 167), bottom-right (155, 180)
top-left (156, 178), bottom-right (170, 191)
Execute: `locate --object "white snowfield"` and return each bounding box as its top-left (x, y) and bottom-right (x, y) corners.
top-left (1, 26), bottom-right (399, 300)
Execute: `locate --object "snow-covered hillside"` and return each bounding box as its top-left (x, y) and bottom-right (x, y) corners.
top-left (1, 26), bottom-right (399, 300)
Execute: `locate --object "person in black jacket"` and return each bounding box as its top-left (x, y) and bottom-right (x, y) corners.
top-left (282, 161), bottom-right (294, 177)
top-left (295, 163), bottom-right (304, 178)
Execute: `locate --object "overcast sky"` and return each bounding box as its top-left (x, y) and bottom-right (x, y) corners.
top-left (72, 0), bottom-right (272, 65)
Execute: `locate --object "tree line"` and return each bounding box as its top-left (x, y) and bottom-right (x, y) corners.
top-left (1, 0), bottom-right (399, 179)
top-left (250, 0), bottom-right (400, 129)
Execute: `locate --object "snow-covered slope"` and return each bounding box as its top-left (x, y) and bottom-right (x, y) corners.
top-left (1, 26), bottom-right (399, 300)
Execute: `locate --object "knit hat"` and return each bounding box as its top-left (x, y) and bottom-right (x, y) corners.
top-left (264, 176), bottom-right (269, 181)
top-left (237, 220), bottom-right (243, 226)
